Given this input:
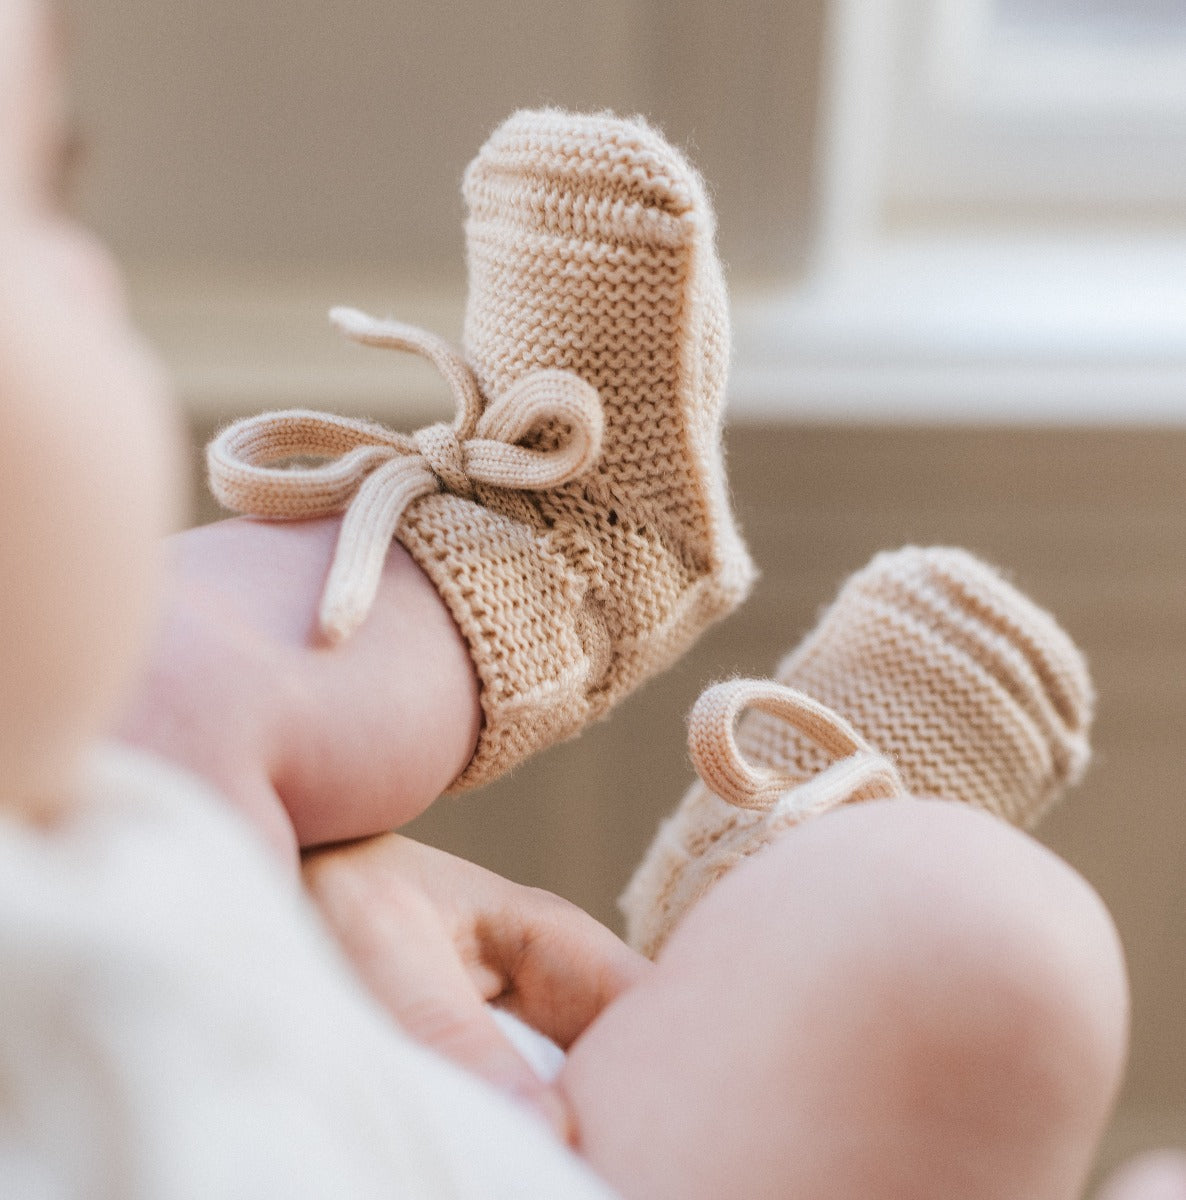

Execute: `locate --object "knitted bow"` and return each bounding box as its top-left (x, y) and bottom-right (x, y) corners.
top-left (208, 307), bottom-right (604, 643)
top-left (686, 679), bottom-right (907, 817)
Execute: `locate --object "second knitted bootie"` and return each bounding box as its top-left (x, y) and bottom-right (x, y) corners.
top-left (621, 546), bottom-right (1094, 958)
top-left (208, 109), bottom-right (756, 790)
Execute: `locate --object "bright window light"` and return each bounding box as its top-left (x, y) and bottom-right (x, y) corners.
top-left (728, 0), bottom-right (1186, 422)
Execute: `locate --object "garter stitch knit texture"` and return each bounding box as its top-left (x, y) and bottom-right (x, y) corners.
top-left (207, 109), bottom-right (755, 790)
top-left (621, 546), bottom-right (1095, 959)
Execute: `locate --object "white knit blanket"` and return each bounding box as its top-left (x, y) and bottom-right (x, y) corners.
top-left (0, 745), bottom-right (614, 1199)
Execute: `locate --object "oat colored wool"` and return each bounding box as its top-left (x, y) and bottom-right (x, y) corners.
top-left (621, 546), bottom-right (1095, 959)
top-left (208, 109), bottom-right (755, 789)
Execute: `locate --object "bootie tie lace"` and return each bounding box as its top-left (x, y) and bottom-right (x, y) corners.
top-left (622, 680), bottom-right (910, 960)
top-left (208, 307), bottom-right (603, 645)
top-left (686, 680), bottom-right (907, 818)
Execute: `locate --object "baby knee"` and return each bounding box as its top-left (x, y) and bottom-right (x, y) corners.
top-left (851, 800), bottom-right (1128, 1170)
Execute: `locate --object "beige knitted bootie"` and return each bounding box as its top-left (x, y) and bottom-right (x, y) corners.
top-left (207, 109), bottom-right (755, 789)
top-left (621, 546), bottom-right (1094, 958)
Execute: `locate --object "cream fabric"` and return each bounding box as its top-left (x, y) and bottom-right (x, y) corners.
top-left (622, 546), bottom-right (1094, 959)
top-left (0, 745), bottom-right (616, 1200)
top-left (208, 108), bottom-right (756, 790)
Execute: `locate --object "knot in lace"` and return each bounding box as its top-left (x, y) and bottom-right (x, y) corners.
top-left (686, 679), bottom-right (907, 818)
top-left (413, 422), bottom-right (473, 498)
top-left (207, 306), bottom-right (604, 643)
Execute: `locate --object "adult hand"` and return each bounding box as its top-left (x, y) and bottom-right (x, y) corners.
top-left (302, 833), bottom-right (651, 1144)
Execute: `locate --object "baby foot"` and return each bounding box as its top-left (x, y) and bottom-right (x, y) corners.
top-left (621, 545), bottom-right (1094, 958)
top-left (208, 109), bottom-right (755, 790)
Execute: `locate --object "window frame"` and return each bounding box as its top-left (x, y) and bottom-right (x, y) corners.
top-left (726, 0), bottom-right (1186, 423)
top-left (885, 0), bottom-right (1186, 219)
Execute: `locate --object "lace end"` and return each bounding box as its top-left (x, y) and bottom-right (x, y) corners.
top-left (318, 592), bottom-right (367, 647)
top-left (328, 305), bottom-right (379, 339)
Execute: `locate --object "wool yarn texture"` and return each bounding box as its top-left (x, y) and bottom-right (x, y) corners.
top-left (621, 545), bottom-right (1095, 959)
top-left (207, 109), bottom-right (756, 790)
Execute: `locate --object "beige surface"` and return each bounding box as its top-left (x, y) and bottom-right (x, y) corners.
top-left (66, 0), bottom-right (823, 280)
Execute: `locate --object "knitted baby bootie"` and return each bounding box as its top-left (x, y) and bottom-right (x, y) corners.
top-left (207, 109), bottom-right (756, 789)
top-left (620, 546), bottom-right (1094, 958)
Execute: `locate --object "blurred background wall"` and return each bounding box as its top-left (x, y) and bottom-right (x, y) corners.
top-left (65, 0), bottom-right (823, 277)
top-left (64, 0), bottom-right (1186, 1181)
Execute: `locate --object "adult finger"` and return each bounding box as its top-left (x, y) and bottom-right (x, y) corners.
top-left (304, 843), bottom-right (574, 1142)
top-left (479, 886), bottom-right (652, 1050)
top-left (353, 834), bottom-right (654, 1048)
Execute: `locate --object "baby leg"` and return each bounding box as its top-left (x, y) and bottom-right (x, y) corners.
top-left (120, 514), bottom-right (482, 863)
top-left (562, 797), bottom-right (1127, 1200)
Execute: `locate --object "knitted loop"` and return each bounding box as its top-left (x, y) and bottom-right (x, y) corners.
top-left (413, 423), bottom-right (474, 498)
top-left (207, 414), bottom-right (406, 519)
top-left (686, 679), bottom-right (907, 812)
top-left (329, 307), bottom-right (486, 434)
top-left (206, 307), bottom-right (604, 643)
top-left (467, 370), bottom-right (604, 490)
